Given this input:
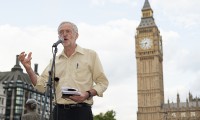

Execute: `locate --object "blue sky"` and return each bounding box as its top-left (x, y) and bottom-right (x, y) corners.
top-left (0, 0), bottom-right (200, 120)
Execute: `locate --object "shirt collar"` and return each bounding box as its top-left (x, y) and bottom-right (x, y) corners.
top-left (58, 44), bottom-right (84, 59)
top-left (75, 44), bottom-right (85, 55)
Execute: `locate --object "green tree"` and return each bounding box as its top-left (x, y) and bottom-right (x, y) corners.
top-left (93, 110), bottom-right (116, 120)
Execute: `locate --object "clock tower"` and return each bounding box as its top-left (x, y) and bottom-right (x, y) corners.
top-left (135, 0), bottom-right (164, 120)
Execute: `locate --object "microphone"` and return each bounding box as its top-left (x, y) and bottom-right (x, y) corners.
top-left (52, 39), bottom-right (63, 47)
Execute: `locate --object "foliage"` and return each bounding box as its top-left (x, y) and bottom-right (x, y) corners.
top-left (93, 110), bottom-right (116, 120)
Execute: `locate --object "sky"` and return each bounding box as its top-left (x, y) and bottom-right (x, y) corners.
top-left (0, 0), bottom-right (200, 119)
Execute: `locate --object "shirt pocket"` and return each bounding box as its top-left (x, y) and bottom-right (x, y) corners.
top-left (75, 62), bottom-right (91, 81)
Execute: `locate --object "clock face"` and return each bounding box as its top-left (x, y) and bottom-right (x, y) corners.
top-left (140, 38), bottom-right (153, 50)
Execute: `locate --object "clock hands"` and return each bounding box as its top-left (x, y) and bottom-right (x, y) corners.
top-left (144, 42), bottom-right (147, 46)
top-left (140, 38), bottom-right (152, 50)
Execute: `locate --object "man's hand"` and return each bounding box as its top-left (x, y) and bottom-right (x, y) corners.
top-left (68, 92), bottom-right (89, 103)
top-left (18, 52), bottom-right (32, 70)
top-left (18, 52), bottom-right (38, 86)
top-left (68, 89), bottom-right (97, 103)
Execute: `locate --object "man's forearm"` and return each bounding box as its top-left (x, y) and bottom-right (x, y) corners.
top-left (25, 68), bottom-right (37, 86)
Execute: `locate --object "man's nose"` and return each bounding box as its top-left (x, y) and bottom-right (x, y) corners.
top-left (63, 31), bottom-right (68, 36)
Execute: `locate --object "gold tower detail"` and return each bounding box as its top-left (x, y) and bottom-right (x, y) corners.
top-left (135, 0), bottom-right (164, 120)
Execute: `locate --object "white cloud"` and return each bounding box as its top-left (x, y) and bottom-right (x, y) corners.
top-left (0, 24), bottom-right (57, 73)
top-left (154, 0), bottom-right (200, 28)
top-left (78, 19), bottom-right (137, 51)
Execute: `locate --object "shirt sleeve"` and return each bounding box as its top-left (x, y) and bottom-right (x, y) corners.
top-left (92, 52), bottom-right (109, 97)
top-left (34, 62), bottom-right (51, 93)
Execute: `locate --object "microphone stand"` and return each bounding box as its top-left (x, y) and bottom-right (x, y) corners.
top-left (41, 45), bottom-right (58, 120)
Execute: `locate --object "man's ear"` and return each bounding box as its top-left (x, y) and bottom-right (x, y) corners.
top-left (76, 33), bottom-right (79, 39)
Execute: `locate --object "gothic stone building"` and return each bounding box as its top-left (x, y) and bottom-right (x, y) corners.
top-left (0, 55), bottom-right (51, 120)
top-left (135, 0), bottom-right (200, 120)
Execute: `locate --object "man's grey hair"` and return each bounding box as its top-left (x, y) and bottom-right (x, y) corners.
top-left (57, 21), bottom-right (78, 34)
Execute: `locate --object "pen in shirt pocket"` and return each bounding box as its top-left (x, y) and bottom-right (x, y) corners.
top-left (76, 63), bottom-right (79, 69)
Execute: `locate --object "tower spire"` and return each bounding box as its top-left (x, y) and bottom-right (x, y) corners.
top-left (137, 0), bottom-right (156, 28)
top-left (142, 0), bottom-right (151, 10)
